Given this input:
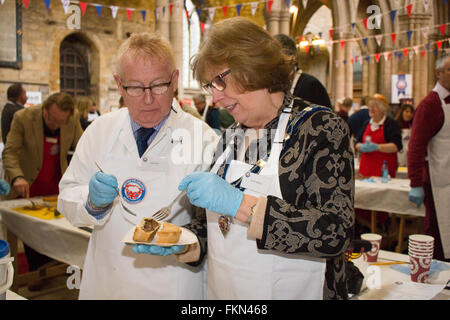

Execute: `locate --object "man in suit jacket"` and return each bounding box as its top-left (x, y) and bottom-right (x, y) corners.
top-left (274, 34), bottom-right (332, 109)
top-left (1, 83), bottom-right (27, 143)
top-left (2, 92), bottom-right (83, 277)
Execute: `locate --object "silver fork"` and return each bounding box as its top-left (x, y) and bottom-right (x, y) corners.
top-left (95, 162), bottom-right (138, 217)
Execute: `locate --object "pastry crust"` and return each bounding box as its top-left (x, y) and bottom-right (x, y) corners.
top-left (156, 222), bottom-right (182, 244)
top-left (133, 218), bottom-right (161, 242)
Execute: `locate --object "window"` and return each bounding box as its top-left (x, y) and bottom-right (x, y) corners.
top-left (60, 46), bottom-right (90, 97)
top-left (182, 0), bottom-right (201, 89)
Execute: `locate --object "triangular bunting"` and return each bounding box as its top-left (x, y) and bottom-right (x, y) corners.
top-left (423, 0), bottom-right (431, 11)
top-left (406, 4), bottom-right (413, 18)
top-left (222, 5), bottom-right (228, 17)
top-left (304, 44), bottom-right (310, 54)
top-left (329, 29), bottom-right (333, 39)
top-left (79, 2), bottom-right (87, 16)
top-left (267, 0), bottom-right (274, 14)
top-left (236, 4), bottom-right (242, 16)
top-left (340, 40), bottom-right (346, 50)
top-left (208, 7), bottom-right (215, 21)
top-left (162, 6), bottom-right (165, 17)
top-left (351, 22), bottom-right (356, 30)
top-left (94, 4), bottom-right (102, 18)
top-left (406, 30), bottom-right (413, 42)
top-left (169, 3), bottom-right (173, 16)
top-left (44, 0), bottom-right (51, 11)
top-left (285, 0), bottom-right (291, 8)
top-left (426, 43), bottom-right (430, 51)
top-left (1, 0), bottom-right (4, 4)
top-left (436, 40), bottom-right (442, 50)
top-left (61, 0), bottom-right (70, 13)
top-left (421, 26), bottom-right (429, 38)
top-left (375, 34), bottom-right (383, 46)
top-left (251, 2), bottom-right (258, 16)
top-left (201, 22), bottom-right (205, 33)
top-left (413, 46), bottom-right (420, 55)
top-left (363, 18), bottom-right (368, 30)
top-left (362, 38), bottom-right (368, 47)
top-left (23, 0), bottom-right (29, 9)
top-left (383, 52), bottom-right (391, 61)
top-left (365, 56), bottom-right (370, 63)
top-left (196, 9), bottom-right (201, 18)
top-left (141, 10), bottom-right (146, 22)
top-left (390, 10), bottom-right (397, 22)
top-left (439, 24), bottom-right (446, 37)
top-left (391, 33), bottom-right (397, 44)
top-left (110, 6), bottom-right (118, 19)
top-left (126, 8), bottom-right (132, 20)
top-left (302, 0), bottom-right (307, 8)
top-left (403, 48), bottom-right (409, 57)
top-left (420, 50), bottom-right (426, 58)
top-left (375, 53), bottom-right (381, 62)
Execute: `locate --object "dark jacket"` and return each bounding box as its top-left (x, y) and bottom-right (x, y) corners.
top-left (293, 72), bottom-right (332, 109)
top-left (1, 101), bottom-right (24, 143)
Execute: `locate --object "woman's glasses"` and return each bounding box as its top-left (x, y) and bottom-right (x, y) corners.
top-left (202, 69), bottom-right (231, 93)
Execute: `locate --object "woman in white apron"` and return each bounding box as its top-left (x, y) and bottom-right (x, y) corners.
top-left (176, 18), bottom-right (355, 300)
top-left (394, 103), bottom-right (414, 167)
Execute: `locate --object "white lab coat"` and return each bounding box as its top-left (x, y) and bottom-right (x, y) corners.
top-left (58, 103), bottom-right (218, 299)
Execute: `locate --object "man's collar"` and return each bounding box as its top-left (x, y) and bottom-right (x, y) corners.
top-left (433, 82), bottom-right (450, 101)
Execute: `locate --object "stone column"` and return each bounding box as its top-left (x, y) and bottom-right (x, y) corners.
top-left (169, 0), bottom-right (184, 96)
top-left (266, 10), bottom-right (280, 35)
top-left (279, 8), bottom-right (291, 35)
top-left (156, 0), bottom-right (170, 39)
top-left (344, 36), bottom-right (353, 99)
top-left (333, 41), bottom-right (345, 108)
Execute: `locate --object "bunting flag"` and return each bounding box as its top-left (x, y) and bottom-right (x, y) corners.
top-left (285, 0), bottom-right (291, 8)
top-left (363, 18), bottom-right (368, 30)
top-left (383, 52), bottom-right (391, 61)
top-left (126, 8), bottom-right (133, 20)
top-left (423, 0), bottom-right (431, 11)
top-left (44, 0), bottom-right (51, 11)
top-left (436, 40), bottom-right (442, 50)
top-left (340, 40), bottom-right (345, 49)
top-left (375, 34), bottom-right (383, 46)
top-left (406, 30), bottom-right (413, 42)
top-left (1, 0), bottom-right (4, 4)
top-left (351, 22), bottom-right (356, 31)
top-left (439, 24), bottom-right (446, 36)
top-left (329, 29), bottom-right (333, 39)
top-left (302, 0), bottom-right (307, 8)
top-left (375, 53), bottom-right (381, 62)
top-left (110, 6), bottom-right (118, 19)
top-left (141, 10), bottom-right (146, 22)
top-left (94, 4), bottom-right (102, 18)
top-left (222, 5), bottom-right (228, 17)
top-left (169, 3), bottom-right (173, 16)
top-left (23, 0), bottom-right (29, 9)
top-left (390, 9), bottom-right (397, 22)
top-left (420, 50), bottom-right (426, 58)
top-left (403, 48), bottom-right (409, 57)
top-left (200, 22), bottom-right (205, 33)
top-left (421, 26), bottom-right (429, 38)
top-left (250, 2), bottom-right (258, 16)
top-left (79, 1), bottom-right (87, 16)
top-left (406, 4), bottom-right (413, 18)
top-left (61, 0), bottom-right (69, 13)
top-left (208, 7), bottom-right (215, 21)
top-left (391, 33), bottom-right (397, 44)
top-left (267, 0), bottom-right (273, 14)
top-left (362, 37), bottom-right (368, 47)
top-left (304, 44), bottom-right (310, 54)
top-left (236, 4), bottom-right (242, 16)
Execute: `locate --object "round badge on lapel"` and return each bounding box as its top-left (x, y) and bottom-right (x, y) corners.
top-left (121, 178), bottom-right (146, 204)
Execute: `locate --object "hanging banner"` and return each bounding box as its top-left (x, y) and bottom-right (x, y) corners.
top-left (250, 2), bottom-right (258, 16)
top-left (110, 6), bottom-right (118, 19)
top-left (391, 74), bottom-right (412, 103)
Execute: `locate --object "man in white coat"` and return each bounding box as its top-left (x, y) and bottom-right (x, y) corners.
top-left (58, 33), bottom-right (217, 299)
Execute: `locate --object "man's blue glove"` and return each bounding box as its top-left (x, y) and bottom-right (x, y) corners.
top-left (0, 179), bottom-right (10, 195)
top-left (409, 186), bottom-right (425, 207)
top-left (133, 244), bottom-right (185, 256)
top-left (360, 142), bottom-right (379, 153)
top-left (88, 172), bottom-right (119, 207)
top-left (178, 172), bottom-right (243, 217)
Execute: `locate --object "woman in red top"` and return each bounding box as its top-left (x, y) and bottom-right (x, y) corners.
top-left (355, 94), bottom-right (402, 178)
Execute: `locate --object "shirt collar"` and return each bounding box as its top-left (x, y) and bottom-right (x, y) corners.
top-left (433, 82), bottom-right (450, 101)
top-left (130, 112), bottom-right (169, 136)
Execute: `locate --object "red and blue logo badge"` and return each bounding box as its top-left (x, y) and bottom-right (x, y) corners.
top-left (121, 178), bottom-right (146, 204)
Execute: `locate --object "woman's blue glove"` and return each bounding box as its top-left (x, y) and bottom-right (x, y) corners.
top-left (178, 172), bottom-right (243, 217)
top-left (360, 142), bottom-right (379, 153)
top-left (409, 186), bottom-right (424, 207)
top-left (88, 172), bottom-right (119, 207)
top-left (0, 179), bottom-right (10, 195)
top-left (133, 244), bottom-right (185, 256)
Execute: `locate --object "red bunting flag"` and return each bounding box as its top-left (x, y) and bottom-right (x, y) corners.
top-left (304, 44), bottom-right (310, 54)
top-left (23, 0), bottom-right (29, 9)
top-left (201, 22), bottom-right (205, 33)
top-left (351, 58), bottom-right (354, 65)
top-left (436, 40), bottom-right (442, 50)
top-left (391, 33), bottom-right (397, 44)
top-left (79, 1), bottom-right (87, 16)
top-left (222, 5), bottom-right (228, 17)
top-left (267, 0), bottom-right (274, 14)
top-left (340, 40), bottom-right (346, 50)
top-left (438, 24), bottom-right (446, 36)
top-left (420, 50), bottom-right (426, 58)
top-left (185, 9), bottom-right (189, 21)
top-left (329, 29), bottom-right (333, 39)
top-left (363, 18), bottom-right (368, 30)
top-left (375, 53), bottom-right (381, 62)
top-left (169, 3), bottom-right (173, 16)
top-left (126, 8), bottom-right (132, 20)
top-left (403, 48), bottom-right (409, 57)
top-left (406, 4), bottom-right (413, 18)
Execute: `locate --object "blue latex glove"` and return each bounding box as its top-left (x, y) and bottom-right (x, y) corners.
top-left (178, 172), bottom-right (243, 217)
top-left (0, 179), bottom-right (10, 195)
top-left (409, 186), bottom-right (424, 207)
top-left (88, 172), bottom-right (119, 207)
top-left (360, 142), bottom-right (379, 153)
top-left (133, 244), bottom-right (185, 256)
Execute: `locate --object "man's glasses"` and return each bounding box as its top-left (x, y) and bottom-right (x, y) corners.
top-left (202, 69), bottom-right (231, 94)
top-left (121, 72), bottom-right (174, 97)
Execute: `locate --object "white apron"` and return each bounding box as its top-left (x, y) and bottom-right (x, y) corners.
top-left (398, 128), bottom-right (411, 167)
top-left (206, 107), bottom-right (326, 299)
top-left (79, 122), bottom-right (205, 299)
top-left (427, 93), bottom-right (450, 259)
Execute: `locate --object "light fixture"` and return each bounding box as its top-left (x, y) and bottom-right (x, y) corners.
top-left (289, 5), bottom-right (298, 15)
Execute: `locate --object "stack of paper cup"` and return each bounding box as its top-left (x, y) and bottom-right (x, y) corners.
top-left (360, 233), bottom-right (382, 262)
top-left (408, 234), bottom-right (434, 283)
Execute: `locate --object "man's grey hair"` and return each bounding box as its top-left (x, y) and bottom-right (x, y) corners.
top-left (435, 54), bottom-right (450, 71)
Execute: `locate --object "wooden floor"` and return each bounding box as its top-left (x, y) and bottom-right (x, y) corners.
top-left (14, 274), bottom-right (79, 300)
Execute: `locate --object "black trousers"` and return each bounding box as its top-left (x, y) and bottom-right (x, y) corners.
top-left (23, 243), bottom-right (52, 272)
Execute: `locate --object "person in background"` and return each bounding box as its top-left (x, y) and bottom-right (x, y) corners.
top-left (1, 83), bottom-right (27, 143)
top-left (58, 32), bottom-right (216, 299)
top-left (274, 33), bottom-right (332, 109)
top-left (355, 93), bottom-right (402, 178)
top-left (87, 100), bottom-right (100, 122)
top-left (2, 92), bottom-right (83, 287)
top-left (218, 106), bottom-right (235, 129)
top-left (193, 93), bottom-right (221, 130)
top-left (75, 96), bottom-right (93, 130)
top-left (408, 54), bottom-right (450, 261)
top-left (394, 103), bottom-right (414, 167)
top-left (138, 17), bottom-right (354, 300)
top-left (336, 97), bottom-right (352, 122)
top-left (347, 96), bottom-right (370, 137)
top-left (174, 89), bottom-right (201, 119)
